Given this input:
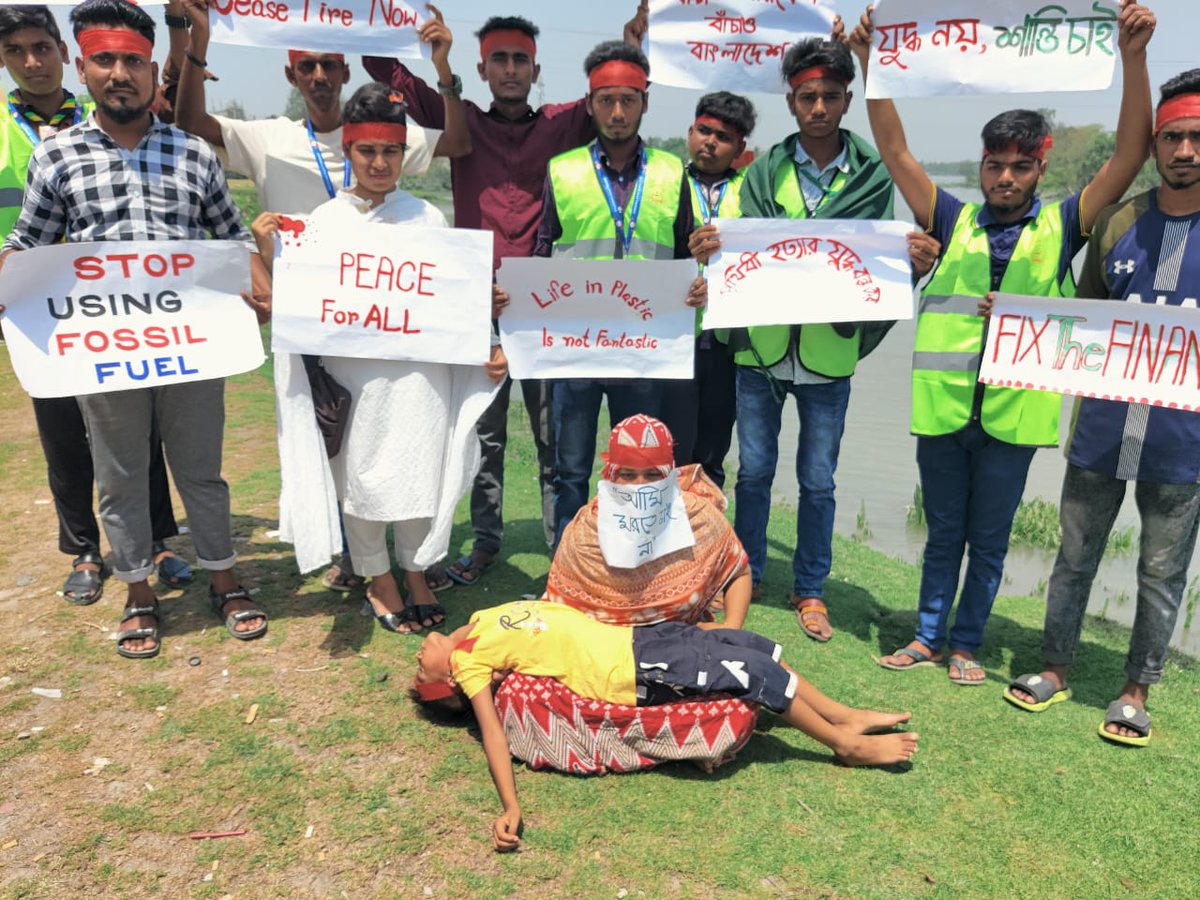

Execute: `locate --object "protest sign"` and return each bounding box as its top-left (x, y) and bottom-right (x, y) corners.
top-left (646, 0), bottom-right (835, 94)
top-left (0, 0), bottom-right (165, 4)
top-left (980, 293), bottom-right (1200, 412)
top-left (496, 258), bottom-right (697, 380)
top-left (0, 241), bottom-right (261, 398)
top-left (208, 0), bottom-right (426, 57)
top-left (270, 216), bottom-right (493, 365)
top-left (597, 475), bottom-right (695, 569)
top-left (866, 0), bottom-right (1119, 99)
top-left (701, 218), bottom-right (915, 329)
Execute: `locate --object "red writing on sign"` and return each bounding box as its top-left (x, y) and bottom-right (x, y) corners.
top-left (74, 252), bottom-right (195, 280)
top-left (320, 297), bottom-right (420, 333)
top-left (56, 325), bottom-right (208, 356)
top-left (339, 252), bottom-right (435, 296)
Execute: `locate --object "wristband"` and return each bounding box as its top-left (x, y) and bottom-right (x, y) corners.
top-left (437, 74), bottom-right (463, 98)
top-left (164, 13), bottom-right (190, 29)
top-left (185, 50), bottom-right (207, 68)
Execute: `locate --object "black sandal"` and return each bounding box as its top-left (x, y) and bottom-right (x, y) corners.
top-left (209, 586), bottom-right (268, 641)
top-left (116, 601), bottom-right (161, 659)
top-left (64, 552), bottom-right (107, 606)
top-left (411, 602), bottom-right (446, 629)
top-left (362, 599), bottom-right (423, 635)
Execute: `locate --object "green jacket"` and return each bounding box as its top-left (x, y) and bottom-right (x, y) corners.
top-left (1, 98), bottom-right (92, 237)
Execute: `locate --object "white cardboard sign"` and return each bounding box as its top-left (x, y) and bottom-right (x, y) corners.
top-left (597, 475), bottom-right (695, 569)
top-left (496, 257), bottom-right (698, 380)
top-left (270, 215), bottom-right (494, 365)
top-left (0, 241), bottom-right (262, 398)
top-left (702, 217), bottom-right (915, 329)
top-left (208, 0), bottom-right (427, 57)
top-left (867, 0), bottom-right (1119, 99)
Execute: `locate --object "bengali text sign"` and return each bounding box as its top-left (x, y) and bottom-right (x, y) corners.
top-left (597, 476), bottom-right (695, 569)
top-left (866, 0), bottom-right (1118, 99)
top-left (496, 258), bottom-right (697, 379)
top-left (980, 294), bottom-right (1200, 411)
top-left (702, 218), bottom-right (915, 329)
top-left (0, 241), bottom-right (261, 398)
top-left (270, 216), bottom-right (493, 365)
top-left (209, 0), bottom-right (426, 56)
top-left (647, 0), bottom-right (835, 94)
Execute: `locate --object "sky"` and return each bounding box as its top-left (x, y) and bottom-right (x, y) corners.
top-left (14, 0), bottom-right (1198, 162)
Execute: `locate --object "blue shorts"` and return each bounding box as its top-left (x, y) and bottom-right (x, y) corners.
top-left (631, 622), bottom-right (797, 713)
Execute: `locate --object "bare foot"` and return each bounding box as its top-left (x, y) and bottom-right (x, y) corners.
top-left (835, 732), bottom-right (919, 767)
top-left (837, 710), bottom-right (914, 735)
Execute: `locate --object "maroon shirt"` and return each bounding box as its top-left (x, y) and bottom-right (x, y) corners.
top-left (363, 57), bottom-right (594, 271)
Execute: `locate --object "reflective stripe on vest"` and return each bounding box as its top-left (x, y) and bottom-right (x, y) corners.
top-left (911, 201), bottom-right (1075, 445)
top-left (732, 154), bottom-right (858, 376)
top-left (548, 143), bottom-right (682, 261)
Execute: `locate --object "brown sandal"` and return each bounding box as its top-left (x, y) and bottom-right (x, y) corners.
top-left (791, 596), bottom-right (832, 643)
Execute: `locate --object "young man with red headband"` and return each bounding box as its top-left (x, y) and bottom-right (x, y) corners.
top-left (850, 2), bottom-right (1156, 682)
top-left (0, 0), bottom-right (265, 658)
top-left (534, 40), bottom-right (698, 548)
top-left (0, 4), bottom-right (194, 605)
top-left (1004, 68), bottom-right (1200, 746)
top-left (691, 36), bottom-right (894, 644)
top-left (363, 6), bottom-right (649, 588)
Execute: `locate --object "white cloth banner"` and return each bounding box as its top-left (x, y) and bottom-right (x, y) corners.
top-left (702, 217), bottom-right (915, 329)
top-left (208, 0), bottom-right (427, 56)
top-left (980, 293), bottom-right (1200, 413)
top-left (496, 258), bottom-right (697, 379)
top-left (646, 0), bottom-right (835, 94)
top-left (270, 216), bottom-right (493, 365)
top-left (0, 0), bottom-right (164, 5)
top-left (0, 241), bottom-right (261, 398)
top-left (597, 475), bottom-right (695, 569)
top-left (866, 0), bottom-right (1119, 99)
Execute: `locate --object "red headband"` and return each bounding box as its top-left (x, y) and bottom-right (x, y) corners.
top-left (600, 414), bottom-right (674, 480)
top-left (342, 122), bottom-right (408, 148)
top-left (982, 135), bottom-right (1054, 161)
top-left (588, 60), bottom-right (648, 94)
top-left (1155, 94), bottom-right (1200, 134)
top-left (480, 29), bottom-right (536, 62)
top-left (288, 50), bottom-right (345, 67)
top-left (77, 28), bottom-right (152, 60)
top-left (414, 681), bottom-right (458, 702)
top-left (694, 114), bottom-right (743, 138)
top-left (788, 65), bottom-right (849, 90)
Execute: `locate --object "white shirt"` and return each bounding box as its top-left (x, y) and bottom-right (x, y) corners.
top-left (215, 115), bottom-right (439, 216)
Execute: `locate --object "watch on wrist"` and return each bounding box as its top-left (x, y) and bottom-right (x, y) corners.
top-left (164, 12), bottom-right (190, 28)
top-left (437, 74), bottom-right (463, 98)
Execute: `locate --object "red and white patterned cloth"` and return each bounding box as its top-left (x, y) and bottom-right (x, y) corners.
top-left (494, 673), bottom-right (759, 775)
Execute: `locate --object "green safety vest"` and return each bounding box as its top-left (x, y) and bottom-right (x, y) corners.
top-left (690, 168), bottom-right (744, 336)
top-left (548, 142), bottom-right (683, 261)
top-left (732, 154), bottom-right (859, 377)
top-left (911, 201), bottom-right (1074, 445)
top-left (0, 99), bottom-right (92, 238)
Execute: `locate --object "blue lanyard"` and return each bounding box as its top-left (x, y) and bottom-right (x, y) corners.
top-left (591, 142), bottom-right (647, 257)
top-left (306, 118), bottom-right (351, 199)
top-left (689, 177), bottom-right (727, 225)
top-left (7, 100), bottom-right (82, 146)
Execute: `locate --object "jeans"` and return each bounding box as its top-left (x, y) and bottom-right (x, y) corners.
top-left (733, 366), bottom-right (850, 597)
top-left (551, 378), bottom-right (661, 546)
top-left (914, 422), bottom-right (1036, 653)
top-left (1043, 464), bottom-right (1200, 685)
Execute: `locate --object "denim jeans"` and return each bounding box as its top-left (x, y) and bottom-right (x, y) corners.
top-left (551, 379), bottom-right (662, 547)
top-left (913, 422), bottom-right (1036, 654)
top-left (1043, 464), bottom-right (1200, 685)
top-left (733, 366), bottom-right (850, 597)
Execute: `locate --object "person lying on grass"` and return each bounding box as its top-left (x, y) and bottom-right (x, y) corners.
top-left (410, 599), bottom-right (918, 851)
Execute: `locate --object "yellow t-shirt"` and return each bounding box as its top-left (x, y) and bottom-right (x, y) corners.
top-left (451, 601), bottom-right (637, 704)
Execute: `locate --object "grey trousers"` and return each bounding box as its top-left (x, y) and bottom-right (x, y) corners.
top-left (77, 379), bottom-right (236, 583)
top-left (469, 376), bottom-right (555, 554)
top-left (1043, 464), bottom-right (1200, 685)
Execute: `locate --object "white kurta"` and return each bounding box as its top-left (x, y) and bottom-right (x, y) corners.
top-left (276, 190), bottom-right (499, 572)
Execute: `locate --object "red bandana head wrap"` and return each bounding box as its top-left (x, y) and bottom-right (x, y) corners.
top-left (588, 60), bottom-right (648, 94)
top-left (600, 415), bottom-right (675, 480)
top-left (1155, 94), bottom-right (1200, 135)
top-left (694, 114), bottom-right (742, 139)
top-left (287, 50), bottom-right (346, 68)
top-left (77, 28), bottom-right (153, 61)
top-left (414, 680), bottom-right (458, 702)
top-left (788, 65), bottom-right (849, 91)
top-left (342, 122), bottom-right (408, 149)
top-left (480, 29), bottom-right (536, 63)
top-left (982, 134), bottom-right (1053, 161)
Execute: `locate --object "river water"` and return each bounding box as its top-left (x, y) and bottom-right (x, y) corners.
top-left (748, 179), bottom-right (1200, 656)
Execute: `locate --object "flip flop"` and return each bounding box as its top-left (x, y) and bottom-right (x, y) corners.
top-left (1003, 673), bottom-right (1071, 711)
top-left (446, 551), bottom-right (496, 587)
top-left (791, 597), bottom-right (831, 643)
top-left (322, 565), bottom-right (366, 592)
top-left (153, 543), bottom-right (194, 587)
top-left (1098, 699), bottom-right (1152, 747)
top-left (424, 564), bottom-right (454, 594)
top-left (947, 656), bottom-right (986, 686)
top-left (411, 602), bottom-right (446, 629)
top-left (878, 646), bottom-right (942, 671)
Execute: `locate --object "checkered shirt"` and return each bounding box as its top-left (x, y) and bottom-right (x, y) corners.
top-left (2, 112), bottom-right (248, 250)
